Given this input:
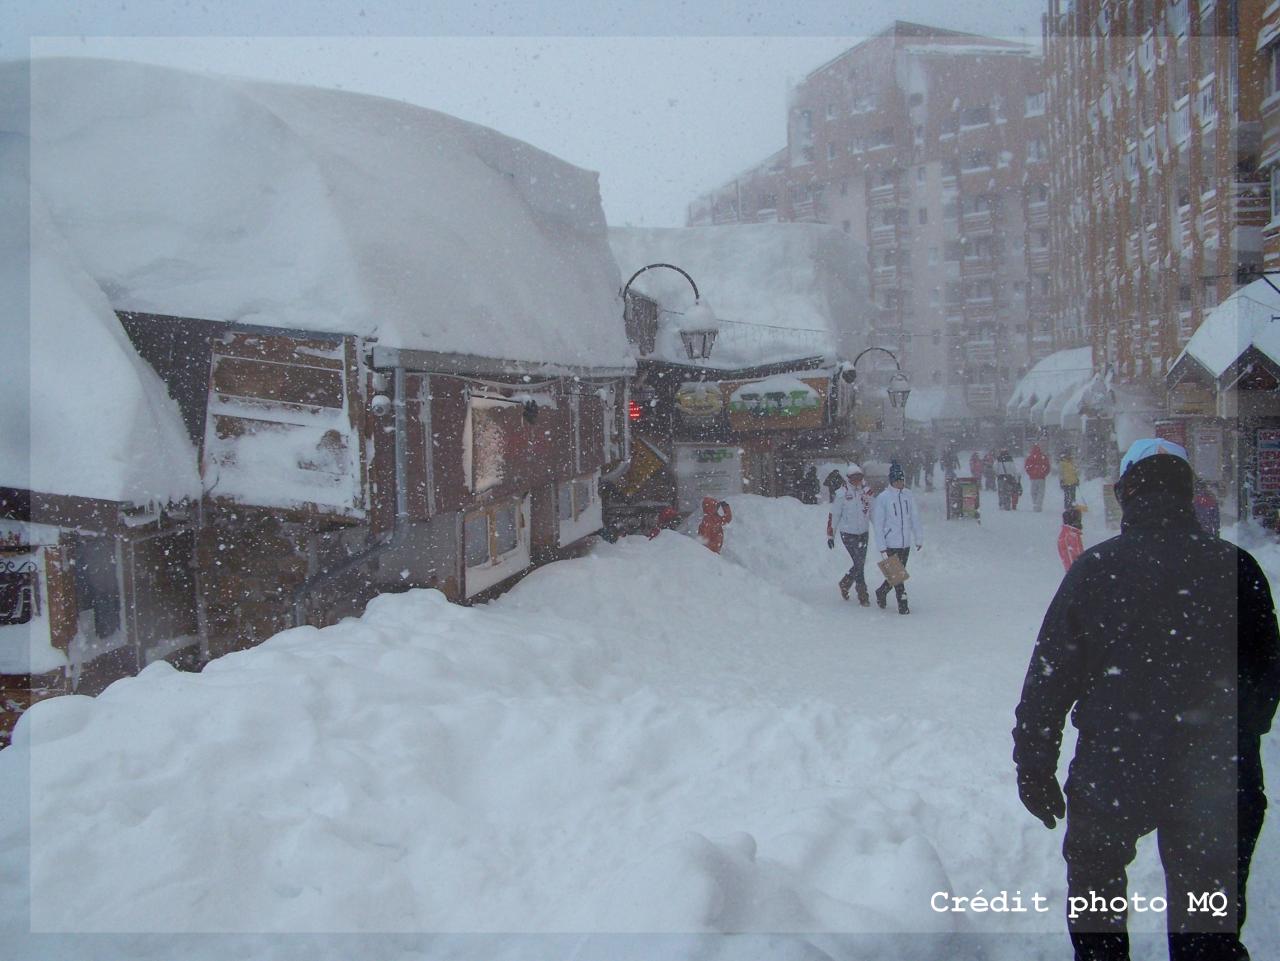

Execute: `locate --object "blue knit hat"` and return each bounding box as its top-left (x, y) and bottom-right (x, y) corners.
top-left (1120, 438), bottom-right (1188, 477)
top-left (889, 461), bottom-right (905, 483)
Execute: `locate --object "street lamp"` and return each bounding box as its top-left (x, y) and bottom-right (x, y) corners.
top-left (844, 346), bottom-right (912, 409)
top-left (621, 262), bottom-right (719, 361)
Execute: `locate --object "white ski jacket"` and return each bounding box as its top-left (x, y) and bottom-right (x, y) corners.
top-left (872, 485), bottom-right (924, 551)
top-left (828, 482), bottom-right (872, 536)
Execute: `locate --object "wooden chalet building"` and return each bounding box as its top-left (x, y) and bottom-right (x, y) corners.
top-left (0, 59), bottom-right (631, 742)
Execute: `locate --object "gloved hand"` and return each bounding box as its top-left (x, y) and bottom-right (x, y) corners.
top-left (827, 537), bottom-right (835, 550)
top-left (915, 544), bottom-right (923, 552)
top-left (1017, 767), bottom-right (1065, 829)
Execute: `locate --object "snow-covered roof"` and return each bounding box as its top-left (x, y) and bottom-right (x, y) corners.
top-left (0, 143), bottom-right (200, 507)
top-left (1177, 278), bottom-right (1280, 380)
top-left (3, 57), bottom-right (631, 370)
top-left (1006, 347), bottom-right (1094, 416)
top-left (609, 224), bottom-right (868, 370)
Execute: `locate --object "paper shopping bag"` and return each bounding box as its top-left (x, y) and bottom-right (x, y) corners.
top-left (877, 554), bottom-right (910, 586)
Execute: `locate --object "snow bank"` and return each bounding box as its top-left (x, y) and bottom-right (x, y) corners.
top-left (1178, 278), bottom-right (1280, 379)
top-left (2, 57), bottom-right (631, 370)
top-left (609, 224), bottom-right (868, 369)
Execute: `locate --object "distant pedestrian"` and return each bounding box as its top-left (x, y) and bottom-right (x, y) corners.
top-left (922, 445), bottom-right (937, 492)
top-left (996, 449), bottom-right (1021, 511)
top-left (969, 451), bottom-right (984, 481)
top-left (798, 465), bottom-right (820, 505)
top-left (872, 462), bottom-right (924, 615)
top-left (827, 464), bottom-right (874, 606)
top-left (1057, 507), bottom-right (1083, 571)
top-left (1059, 451), bottom-right (1080, 511)
top-left (697, 497), bottom-right (732, 553)
top-left (1024, 443), bottom-right (1051, 512)
top-left (647, 505), bottom-right (683, 540)
top-left (983, 450), bottom-right (997, 491)
top-left (905, 449), bottom-right (922, 489)
top-left (1193, 481), bottom-right (1221, 537)
top-left (942, 446), bottom-right (960, 483)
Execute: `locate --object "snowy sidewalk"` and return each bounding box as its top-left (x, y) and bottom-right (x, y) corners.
top-left (1, 492), bottom-right (1276, 961)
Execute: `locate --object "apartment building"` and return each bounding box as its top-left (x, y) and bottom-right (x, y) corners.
top-left (1262, 2), bottom-right (1280, 270)
top-left (688, 22), bottom-right (1051, 432)
top-left (1043, 0), bottom-right (1266, 382)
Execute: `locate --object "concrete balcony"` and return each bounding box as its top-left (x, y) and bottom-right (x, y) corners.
top-left (1027, 247), bottom-right (1052, 272)
top-left (869, 183), bottom-right (899, 207)
top-left (1027, 202), bottom-right (1050, 228)
top-left (961, 255), bottom-right (996, 278)
top-left (792, 199), bottom-right (829, 224)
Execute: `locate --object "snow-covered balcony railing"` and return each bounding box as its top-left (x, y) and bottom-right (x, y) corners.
top-left (1178, 205), bottom-right (1194, 250)
top-left (754, 207), bottom-right (778, 222)
top-left (961, 209), bottom-right (994, 234)
top-left (873, 263), bottom-right (899, 283)
top-left (791, 199), bottom-right (829, 224)
top-left (1027, 201), bottom-right (1050, 228)
top-left (966, 340), bottom-right (997, 365)
top-left (964, 384), bottom-right (999, 409)
top-left (961, 254), bottom-right (996, 278)
top-left (870, 223), bottom-right (899, 247)
top-left (1233, 179), bottom-right (1269, 228)
top-left (1028, 247), bottom-right (1053, 273)
top-left (868, 184), bottom-right (900, 207)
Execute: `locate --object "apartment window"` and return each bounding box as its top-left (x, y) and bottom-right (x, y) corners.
top-left (1032, 183), bottom-right (1049, 203)
top-left (827, 142), bottom-right (837, 160)
top-left (1027, 138), bottom-right (1046, 162)
top-left (826, 102), bottom-right (836, 120)
top-left (850, 136), bottom-right (865, 153)
top-left (1037, 275), bottom-right (1051, 296)
top-left (1269, 45), bottom-right (1280, 98)
top-left (916, 166), bottom-right (926, 183)
top-left (961, 104), bottom-right (991, 126)
top-left (909, 92), bottom-right (924, 107)
top-left (1271, 167), bottom-right (1280, 221)
top-left (1198, 79), bottom-right (1216, 123)
top-left (802, 146), bottom-right (815, 163)
top-left (798, 109), bottom-right (813, 138)
top-left (840, 178), bottom-right (849, 196)
top-left (928, 246), bottom-right (939, 265)
top-left (842, 219), bottom-right (852, 233)
top-left (880, 168), bottom-right (896, 187)
top-left (1025, 92), bottom-right (1045, 117)
top-left (918, 208), bottom-right (928, 225)
top-left (1034, 229), bottom-right (1049, 249)
top-left (944, 240), bottom-right (964, 262)
top-left (963, 149), bottom-right (991, 171)
top-left (871, 126), bottom-right (895, 147)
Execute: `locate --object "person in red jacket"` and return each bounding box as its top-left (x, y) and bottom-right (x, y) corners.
top-left (1057, 507), bottom-right (1083, 571)
top-left (1024, 443), bottom-right (1052, 512)
top-left (697, 497), bottom-right (732, 553)
top-left (647, 506), bottom-right (683, 540)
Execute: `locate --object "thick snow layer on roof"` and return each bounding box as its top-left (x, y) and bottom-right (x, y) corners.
top-left (609, 224), bottom-right (868, 370)
top-left (1005, 347), bottom-right (1094, 413)
top-left (2, 58), bottom-right (630, 370)
top-left (1178, 278), bottom-right (1280, 379)
top-left (0, 140), bottom-right (199, 506)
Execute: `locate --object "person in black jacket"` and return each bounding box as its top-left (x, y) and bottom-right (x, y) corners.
top-left (1012, 438), bottom-right (1280, 961)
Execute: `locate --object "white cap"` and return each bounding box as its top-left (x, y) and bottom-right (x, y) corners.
top-left (846, 463), bottom-right (864, 476)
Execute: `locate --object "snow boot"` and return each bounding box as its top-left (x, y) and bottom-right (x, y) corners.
top-left (875, 584), bottom-right (889, 609)
top-left (839, 573), bottom-right (853, 601)
top-left (857, 587), bottom-right (870, 607)
top-left (897, 594), bottom-right (910, 615)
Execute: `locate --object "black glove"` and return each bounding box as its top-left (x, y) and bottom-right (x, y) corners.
top-left (827, 537), bottom-right (835, 549)
top-left (718, 501), bottom-right (729, 511)
top-left (1017, 767), bottom-right (1065, 829)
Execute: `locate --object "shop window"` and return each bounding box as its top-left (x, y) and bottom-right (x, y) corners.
top-left (0, 557), bottom-right (39, 626)
top-left (464, 513), bottom-right (490, 568)
top-left (74, 537), bottom-right (120, 639)
top-left (495, 503), bottom-right (518, 555)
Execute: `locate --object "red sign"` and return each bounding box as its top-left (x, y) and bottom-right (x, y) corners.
top-left (1258, 429), bottom-right (1280, 493)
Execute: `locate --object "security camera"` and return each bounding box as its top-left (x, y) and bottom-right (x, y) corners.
top-left (370, 394), bottom-right (392, 417)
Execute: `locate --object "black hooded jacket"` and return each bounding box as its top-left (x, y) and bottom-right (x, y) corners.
top-left (1013, 479), bottom-right (1280, 783)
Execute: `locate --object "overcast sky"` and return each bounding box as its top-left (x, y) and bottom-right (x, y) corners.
top-left (10, 1), bottom-right (1047, 227)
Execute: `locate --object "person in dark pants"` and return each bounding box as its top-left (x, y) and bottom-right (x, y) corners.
top-left (871, 461), bottom-right (923, 614)
top-left (1013, 438), bottom-right (1280, 961)
top-left (827, 465), bottom-right (873, 605)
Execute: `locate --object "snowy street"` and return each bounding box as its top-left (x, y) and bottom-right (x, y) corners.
top-left (3, 483), bottom-right (1277, 961)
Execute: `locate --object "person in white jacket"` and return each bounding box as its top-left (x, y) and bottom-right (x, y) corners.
top-left (826, 464), bottom-right (874, 605)
top-left (872, 461), bottom-right (924, 614)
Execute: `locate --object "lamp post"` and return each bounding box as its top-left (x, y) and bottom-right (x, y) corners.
top-left (621, 262), bottom-right (719, 361)
top-left (844, 346), bottom-right (912, 409)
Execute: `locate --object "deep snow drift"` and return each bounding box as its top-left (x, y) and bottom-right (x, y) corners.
top-left (1, 490), bottom-right (1276, 961)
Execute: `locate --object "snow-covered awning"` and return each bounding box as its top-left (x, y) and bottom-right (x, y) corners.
top-left (1006, 347), bottom-right (1094, 424)
top-left (609, 224), bottom-right (868, 370)
top-left (1173, 277), bottom-right (1280, 386)
top-left (3, 57), bottom-right (632, 371)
